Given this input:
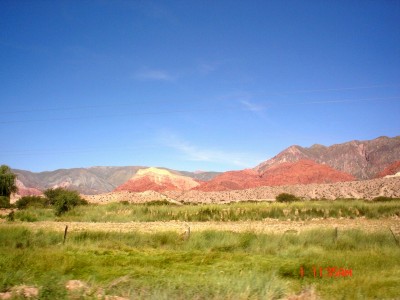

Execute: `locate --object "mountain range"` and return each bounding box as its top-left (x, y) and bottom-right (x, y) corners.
top-left (13, 166), bottom-right (218, 195)
top-left (11, 135), bottom-right (400, 195)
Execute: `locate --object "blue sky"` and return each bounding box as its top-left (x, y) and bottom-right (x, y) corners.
top-left (1, 1), bottom-right (399, 172)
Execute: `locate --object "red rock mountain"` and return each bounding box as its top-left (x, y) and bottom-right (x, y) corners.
top-left (376, 161), bottom-right (400, 178)
top-left (260, 159), bottom-right (355, 185)
top-left (195, 160), bottom-right (355, 191)
top-left (114, 167), bottom-right (201, 192)
top-left (255, 136), bottom-right (400, 180)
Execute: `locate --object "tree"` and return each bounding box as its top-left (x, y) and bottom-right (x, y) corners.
top-left (43, 188), bottom-right (88, 216)
top-left (0, 165), bottom-right (18, 208)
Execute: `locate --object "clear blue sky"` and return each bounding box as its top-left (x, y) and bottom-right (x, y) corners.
top-left (1, 1), bottom-right (399, 172)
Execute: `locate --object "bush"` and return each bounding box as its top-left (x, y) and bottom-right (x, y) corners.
top-left (16, 196), bottom-right (47, 209)
top-left (0, 196), bottom-right (10, 208)
top-left (276, 193), bottom-right (298, 203)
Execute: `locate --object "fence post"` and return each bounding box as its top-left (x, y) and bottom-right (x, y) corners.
top-left (63, 225), bottom-right (68, 245)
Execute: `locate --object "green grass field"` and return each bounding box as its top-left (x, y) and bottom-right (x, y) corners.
top-left (0, 225), bottom-right (399, 299)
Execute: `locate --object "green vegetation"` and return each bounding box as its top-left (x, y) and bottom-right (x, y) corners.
top-left (0, 226), bottom-right (398, 299)
top-left (51, 189), bottom-right (88, 216)
top-left (0, 165), bottom-right (17, 208)
top-left (276, 193), bottom-right (298, 203)
top-left (9, 198), bottom-right (400, 223)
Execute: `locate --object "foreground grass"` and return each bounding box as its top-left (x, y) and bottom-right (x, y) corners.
top-left (0, 226), bottom-right (399, 299)
top-left (7, 199), bottom-right (400, 223)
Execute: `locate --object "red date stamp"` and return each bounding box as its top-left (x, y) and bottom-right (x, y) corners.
top-left (300, 266), bottom-right (352, 278)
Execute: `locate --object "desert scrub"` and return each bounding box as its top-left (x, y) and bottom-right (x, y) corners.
top-left (276, 193), bottom-right (299, 203)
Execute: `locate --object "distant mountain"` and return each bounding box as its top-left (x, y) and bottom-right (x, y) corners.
top-left (255, 136), bottom-right (400, 180)
top-left (11, 136), bottom-right (399, 195)
top-left (195, 160), bottom-right (355, 191)
top-left (13, 166), bottom-right (143, 195)
top-left (12, 166), bottom-right (220, 195)
top-left (115, 167), bottom-right (201, 192)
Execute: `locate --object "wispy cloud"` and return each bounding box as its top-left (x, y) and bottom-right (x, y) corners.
top-left (240, 100), bottom-right (265, 112)
top-left (160, 133), bottom-right (263, 168)
top-left (197, 61), bottom-right (221, 75)
top-left (134, 69), bottom-right (176, 81)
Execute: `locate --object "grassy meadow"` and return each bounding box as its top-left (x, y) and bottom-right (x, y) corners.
top-left (1, 199), bottom-right (400, 299)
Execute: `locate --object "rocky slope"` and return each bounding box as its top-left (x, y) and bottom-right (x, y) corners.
top-left (193, 169), bottom-right (264, 191)
top-left (85, 177), bottom-right (400, 204)
top-left (114, 167), bottom-right (201, 192)
top-left (15, 179), bottom-right (42, 197)
top-left (255, 136), bottom-right (400, 180)
top-left (377, 161), bottom-right (400, 178)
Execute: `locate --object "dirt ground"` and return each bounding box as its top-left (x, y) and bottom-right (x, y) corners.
top-left (2, 217), bottom-right (399, 235)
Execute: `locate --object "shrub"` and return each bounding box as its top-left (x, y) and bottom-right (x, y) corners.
top-left (145, 199), bottom-right (177, 206)
top-left (276, 193), bottom-right (298, 203)
top-left (16, 196), bottom-right (47, 209)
